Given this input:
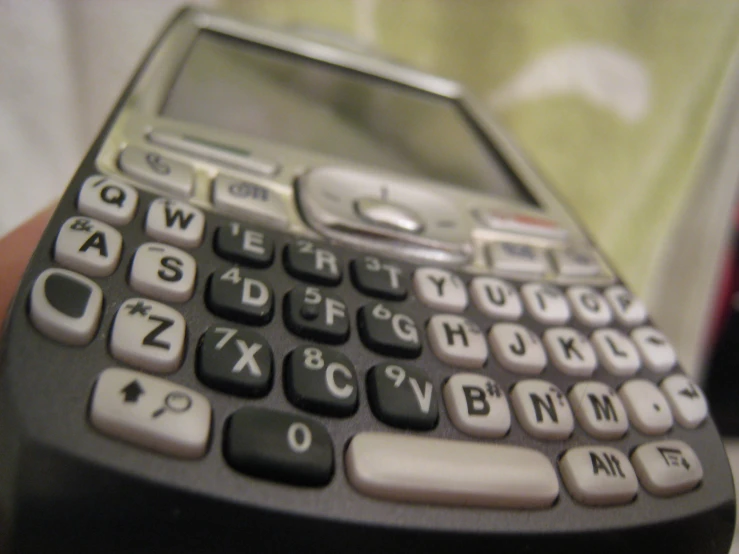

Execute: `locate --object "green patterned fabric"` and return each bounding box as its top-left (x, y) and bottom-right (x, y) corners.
top-left (224, 0), bottom-right (739, 295)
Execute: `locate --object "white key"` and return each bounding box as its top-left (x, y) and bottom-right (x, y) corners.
top-left (542, 328), bottom-right (597, 377)
top-left (145, 198), bottom-right (205, 249)
top-left (521, 283), bottom-right (570, 324)
top-left (469, 277), bottom-right (522, 320)
top-left (345, 432), bottom-right (558, 508)
top-left (567, 286), bottom-right (612, 326)
top-left (660, 375), bottom-right (708, 429)
top-left (631, 440), bottom-right (703, 497)
top-left (77, 175), bottom-right (138, 226)
top-left (488, 323), bottom-right (546, 375)
top-left (413, 268), bottom-right (468, 312)
top-left (631, 327), bottom-right (676, 373)
top-left (443, 374), bottom-right (510, 438)
top-left (90, 368), bottom-right (210, 458)
top-left (119, 146), bottom-right (194, 197)
top-left (559, 447), bottom-right (638, 506)
top-left (591, 329), bottom-right (641, 376)
top-left (568, 382), bottom-right (628, 440)
top-left (551, 247), bottom-right (602, 278)
top-left (605, 286), bottom-right (647, 326)
top-left (54, 216), bottom-right (122, 277)
top-left (110, 298), bottom-right (186, 374)
top-left (29, 268), bottom-right (103, 346)
top-left (619, 379), bottom-right (673, 435)
top-left (212, 174), bottom-right (289, 228)
top-left (488, 242), bottom-right (549, 275)
top-left (129, 243), bottom-right (197, 303)
top-left (510, 380), bottom-right (574, 440)
top-left (427, 315), bottom-right (487, 368)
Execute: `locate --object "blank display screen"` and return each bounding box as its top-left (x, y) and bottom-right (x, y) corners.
top-left (162, 31), bottom-right (532, 204)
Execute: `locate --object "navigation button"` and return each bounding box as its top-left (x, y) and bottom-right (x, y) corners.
top-left (355, 197), bottom-right (424, 234)
top-left (212, 174), bottom-right (288, 228)
top-left (631, 440), bottom-right (703, 496)
top-left (54, 216), bottom-right (122, 277)
top-left (29, 268), bottom-right (103, 346)
top-left (559, 447), bottom-right (638, 506)
top-left (119, 146), bottom-right (194, 197)
top-left (77, 175), bottom-right (138, 226)
top-left (90, 367), bottom-right (210, 458)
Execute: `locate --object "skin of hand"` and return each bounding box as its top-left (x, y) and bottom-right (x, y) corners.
top-left (0, 206), bottom-right (55, 329)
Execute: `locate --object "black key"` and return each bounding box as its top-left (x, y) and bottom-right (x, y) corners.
top-left (358, 302), bottom-right (421, 358)
top-left (284, 239), bottom-right (342, 285)
top-left (285, 346), bottom-right (358, 417)
top-left (197, 326), bottom-right (273, 397)
top-left (224, 407), bottom-right (334, 486)
top-left (45, 272), bottom-right (92, 318)
top-left (206, 267), bottom-right (273, 325)
top-left (283, 286), bottom-right (349, 344)
top-left (351, 255), bottom-right (407, 300)
top-left (214, 222), bottom-right (274, 268)
top-left (367, 362), bottom-right (438, 430)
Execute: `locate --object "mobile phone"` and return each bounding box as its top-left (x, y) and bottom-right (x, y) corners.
top-left (0, 7), bottom-right (734, 554)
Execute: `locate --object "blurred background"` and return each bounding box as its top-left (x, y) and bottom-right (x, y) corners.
top-left (3, 1), bottom-right (739, 539)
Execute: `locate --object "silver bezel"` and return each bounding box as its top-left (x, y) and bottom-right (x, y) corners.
top-left (95, 7), bottom-right (613, 284)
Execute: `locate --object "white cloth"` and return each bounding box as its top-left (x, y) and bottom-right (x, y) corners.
top-left (0, 0), bottom-right (212, 235)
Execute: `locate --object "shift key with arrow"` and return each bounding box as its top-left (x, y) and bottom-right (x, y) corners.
top-left (90, 367), bottom-right (211, 458)
top-left (121, 380), bottom-right (145, 403)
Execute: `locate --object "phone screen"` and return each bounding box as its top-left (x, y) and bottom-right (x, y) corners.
top-left (161, 31), bottom-right (532, 205)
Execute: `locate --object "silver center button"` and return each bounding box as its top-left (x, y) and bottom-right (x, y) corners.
top-left (354, 197), bottom-right (424, 234)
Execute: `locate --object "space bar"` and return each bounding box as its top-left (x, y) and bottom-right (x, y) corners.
top-left (345, 432), bottom-right (559, 508)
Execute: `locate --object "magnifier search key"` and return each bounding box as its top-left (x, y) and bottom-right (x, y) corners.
top-left (90, 367), bottom-right (211, 458)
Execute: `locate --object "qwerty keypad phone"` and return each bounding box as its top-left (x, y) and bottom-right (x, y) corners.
top-left (0, 7), bottom-right (734, 554)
